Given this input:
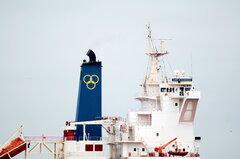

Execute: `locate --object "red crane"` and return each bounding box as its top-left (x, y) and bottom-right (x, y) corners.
top-left (154, 137), bottom-right (177, 153)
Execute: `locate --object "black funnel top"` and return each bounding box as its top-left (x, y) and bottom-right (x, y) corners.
top-left (87, 49), bottom-right (96, 62)
top-left (82, 49), bottom-right (101, 66)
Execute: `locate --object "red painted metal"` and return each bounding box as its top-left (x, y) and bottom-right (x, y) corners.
top-left (63, 130), bottom-right (75, 141)
top-left (85, 144), bottom-right (93, 151)
top-left (154, 137), bottom-right (177, 153)
top-left (0, 137), bottom-right (26, 159)
top-left (168, 151), bottom-right (188, 157)
top-left (95, 144), bottom-right (103, 151)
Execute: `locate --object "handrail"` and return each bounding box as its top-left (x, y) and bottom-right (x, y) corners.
top-left (24, 136), bottom-right (63, 142)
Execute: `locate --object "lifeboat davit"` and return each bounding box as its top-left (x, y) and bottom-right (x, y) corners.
top-left (0, 137), bottom-right (26, 159)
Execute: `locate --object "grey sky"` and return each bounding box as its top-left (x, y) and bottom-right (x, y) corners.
top-left (0, 0), bottom-right (239, 159)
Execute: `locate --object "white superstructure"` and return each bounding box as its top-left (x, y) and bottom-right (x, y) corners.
top-left (63, 26), bottom-right (201, 159)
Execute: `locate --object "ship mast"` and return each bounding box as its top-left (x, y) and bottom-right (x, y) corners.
top-left (145, 25), bottom-right (170, 86)
top-left (137, 26), bottom-right (171, 110)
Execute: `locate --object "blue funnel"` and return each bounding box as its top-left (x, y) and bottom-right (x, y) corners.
top-left (75, 49), bottom-right (102, 140)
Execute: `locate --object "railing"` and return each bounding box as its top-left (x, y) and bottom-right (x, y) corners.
top-left (169, 91), bottom-right (200, 98)
top-left (101, 116), bottom-right (126, 122)
top-left (168, 92), bottom-right (187, 98)
top-left (71, 136), bottom-right (103, 141)
top-left (102, 136), bottom-right (143, 143)
top-left (24, 136), bottom-right (63, 142)
top-left (129, 122), bottom-right (151, 126)
top-left (136, 91), bottom-right (200, 99)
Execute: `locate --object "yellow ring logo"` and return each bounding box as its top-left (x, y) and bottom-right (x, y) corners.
top-left (83, 75), bottom-right (99, 90)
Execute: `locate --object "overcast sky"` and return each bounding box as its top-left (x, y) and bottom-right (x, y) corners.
top-left (0, 0), bottom-right (239, 159)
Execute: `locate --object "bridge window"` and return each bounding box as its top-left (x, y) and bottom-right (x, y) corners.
top-left (95, 144), bottom-right (103, 151)
top-left (162, 88), bottom-right (175, 92)
top-left (85, 144), bottom-right (93, 151)
top-left (161, 88), bottom-right (166, 92)
top-left (142, 148), bottom-right (145, 151)
top-left (175, 103), bottom-right (178, 106)
top-left (133, 148), bottom-right (136, 151)
top-left (185, 88), bottom-right (191, 91)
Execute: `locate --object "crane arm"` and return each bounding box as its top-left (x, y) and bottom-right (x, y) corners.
top-left (155, 137), bottom-right (177, 153)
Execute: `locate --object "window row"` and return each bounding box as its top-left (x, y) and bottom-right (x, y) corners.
top-left (85, 144), bottom-right (103, 151)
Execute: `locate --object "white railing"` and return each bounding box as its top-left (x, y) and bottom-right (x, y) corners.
top-left (101, 116), bottom-right (126, 122)
top-left (24, 136), bottom-right (63, 142)
top-left (169, 91), bottom-right (200, 98)
top-left (129, 122), bottom-right (151, 126)
top-left (103, 136), bottom-right (143, 143)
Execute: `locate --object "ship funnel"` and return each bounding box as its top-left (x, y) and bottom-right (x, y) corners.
top-left (87, 49), bottom-right (96, 62)
top-left (75, 49), bottom-right (102, 140)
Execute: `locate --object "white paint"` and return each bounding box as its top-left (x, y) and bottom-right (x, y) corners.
top-left (63, 27), bottom-right (201, 159)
